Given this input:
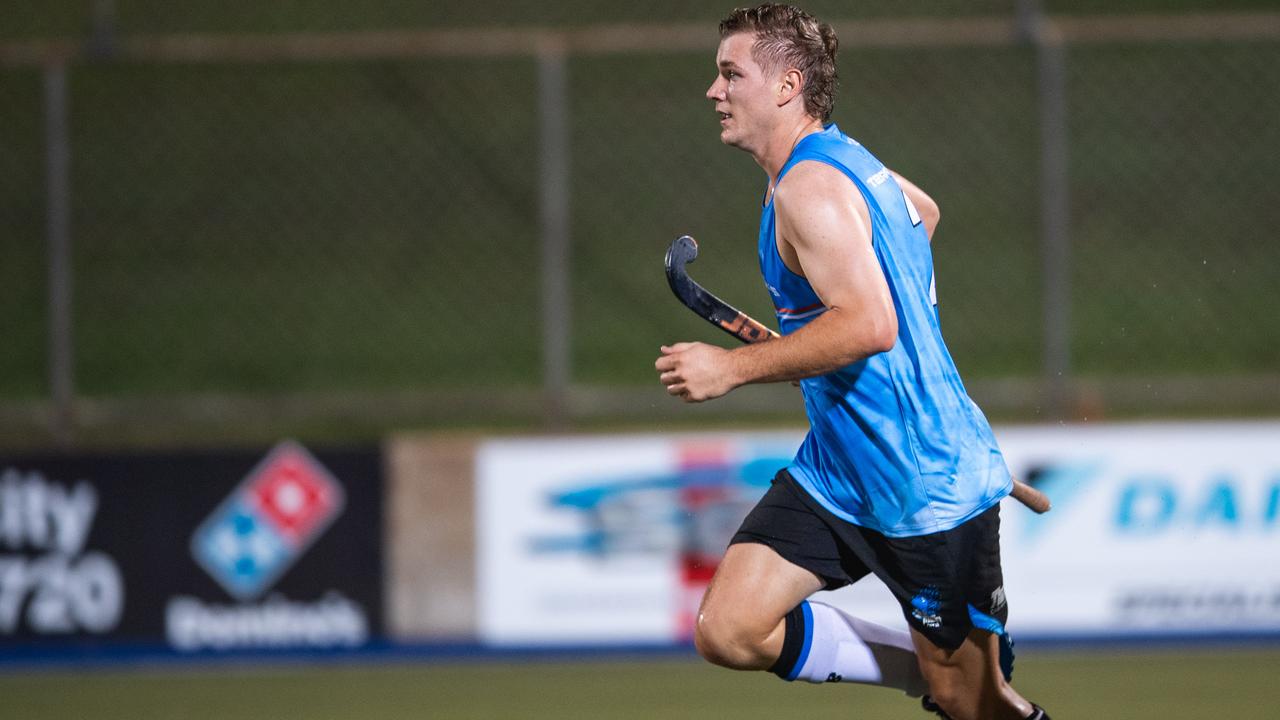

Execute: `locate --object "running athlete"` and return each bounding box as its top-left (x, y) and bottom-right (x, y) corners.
top-left (654, 5), bottom-right (1050, 720)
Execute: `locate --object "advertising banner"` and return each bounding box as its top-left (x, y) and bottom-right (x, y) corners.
top-left (997, 422), bottom-right (1280, 637)
top-left (476, 422), bottom-right (1280, 645)
top-left (0, 441), bottom-right (383, 654)
top-left (476, 433), bottom-right (803, 645)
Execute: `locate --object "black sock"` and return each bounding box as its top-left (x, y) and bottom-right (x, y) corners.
top-left (768, 604), bottom-right (806, 679)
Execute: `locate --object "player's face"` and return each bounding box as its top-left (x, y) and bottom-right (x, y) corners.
top-left (706, 33), bottom-right (777, 151)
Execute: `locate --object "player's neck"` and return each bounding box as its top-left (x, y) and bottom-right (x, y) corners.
top-left (757, 116), bottom-right (826, 196)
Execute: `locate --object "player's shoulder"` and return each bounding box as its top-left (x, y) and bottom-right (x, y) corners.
top-left (775, 159), bottom-right (865, 214)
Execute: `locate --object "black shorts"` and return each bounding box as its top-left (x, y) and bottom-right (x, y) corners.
top-left (731, 469), bottom-right (1009, 651)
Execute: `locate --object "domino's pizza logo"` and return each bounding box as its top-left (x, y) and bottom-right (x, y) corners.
top-left (191, 441), bottom-right (345, 600)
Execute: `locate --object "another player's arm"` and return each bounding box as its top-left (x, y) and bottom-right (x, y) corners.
top-left (889, 169), bottom-right (940, 240)
top-left (657, 161), bottom-right (896, 401)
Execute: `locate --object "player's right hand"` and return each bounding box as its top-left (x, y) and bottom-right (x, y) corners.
top-left (655, 342), bottom-right (739, 403)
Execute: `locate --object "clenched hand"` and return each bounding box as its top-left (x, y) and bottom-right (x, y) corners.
top-left (654, 342), bottom-right (739, 403)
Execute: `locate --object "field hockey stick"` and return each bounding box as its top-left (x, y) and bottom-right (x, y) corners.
top-left (664, 234), bottom-right (1051, 514)
top-left (665, 235), bottom-right (778, 343)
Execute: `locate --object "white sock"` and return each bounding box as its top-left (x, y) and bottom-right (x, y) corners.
top-left (787, 601), bottom-right (928, 697)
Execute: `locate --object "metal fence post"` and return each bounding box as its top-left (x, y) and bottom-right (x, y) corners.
top-left (537, 37), bottom-right (571, 427)
top-left (90, 0), bottom-right (118, 56)
top-left (1021, 0), bottom-right (1072, 418)
top-left (44, 61), bottom-right (75, 444)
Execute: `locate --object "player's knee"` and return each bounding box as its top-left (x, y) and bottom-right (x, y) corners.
top-left (923, 672), bottom-right (982, 720)
top-left (693, 612), bottom-right (771, 671)
top-left (915, 652), bottom-right (967, 719)
top-left (928, 688), bottom-right (964, 719)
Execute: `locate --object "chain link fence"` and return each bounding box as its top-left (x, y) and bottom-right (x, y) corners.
top-left (0, 69), bottom-right (47, 400)
top-left (67, 59), bottom-right (542, 397)
top-left (1, 1), bottom-right (1020, 40)
top-left (10, 1), bottom-right (1280, 38)
top-left (2, 4), bottom-right (1278, 442)
top-left (1067, 41), bottom-right (1280, 376)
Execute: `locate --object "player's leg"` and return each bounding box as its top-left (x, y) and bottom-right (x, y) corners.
top-left (912, 628), bottom-right (1036, 720)
top-left (695, 471), bottom-right (928, 696)
top-left (894, 505), bottom-right (1050, 719)
top-left (694, 540), bottom-right (822, 669)
top-left (696, 541), bottom-right (928, 696)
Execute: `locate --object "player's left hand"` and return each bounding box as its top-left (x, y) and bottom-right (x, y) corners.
top-left (655, 342), bottom-right (738, 403)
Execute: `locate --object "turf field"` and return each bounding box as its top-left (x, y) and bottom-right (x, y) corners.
top-left (3, 647), bottom-right (1277, 719)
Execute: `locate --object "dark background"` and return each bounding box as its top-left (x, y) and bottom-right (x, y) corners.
top-left (0, 445), bottom-right (383, 648)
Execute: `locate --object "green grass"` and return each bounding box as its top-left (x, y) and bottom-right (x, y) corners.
top-left (1, 648), bottom-right (1277, 719)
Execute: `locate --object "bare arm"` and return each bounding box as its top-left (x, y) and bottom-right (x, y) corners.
top-left (656, 161), bottom-right (897, 401)
top-left (889, 170), bottom-right (940, 241)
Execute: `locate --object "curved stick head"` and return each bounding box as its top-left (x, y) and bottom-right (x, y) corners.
top-left (662, 234), bottom-right (778, 344)
top-left (665, 235), bottom-right (703, 303)
top-left (664, 235), bottom-right (699, 278)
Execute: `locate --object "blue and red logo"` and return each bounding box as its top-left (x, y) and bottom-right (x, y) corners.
top-left (191, 441), bottom-right (345, 600)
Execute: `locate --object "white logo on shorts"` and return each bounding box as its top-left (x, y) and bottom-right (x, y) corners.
top-left (991, 586), bottom-right (1007, 614)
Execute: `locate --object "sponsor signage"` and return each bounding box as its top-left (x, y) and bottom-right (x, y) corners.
top-left (477, 422), bottom-right (1280, 644)
top-left (477, 434), bottom-right (800, 644)
top-left (997, 421), bottom-right (1280, 637)
top-left (0, 468), bottom-right (123, 638)
top-left (0, 442), bottom-right (382, 654)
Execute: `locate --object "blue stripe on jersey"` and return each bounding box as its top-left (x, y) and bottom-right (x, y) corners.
top-left (759, 124), bottom-right (1012, 537)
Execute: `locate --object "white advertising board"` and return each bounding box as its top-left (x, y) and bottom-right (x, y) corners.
top-left (477, 422), bottom-right (1280, 645)
top-left (996, 422), bottom-right (1280, 637)
top-left (476, 434), bottom-right (804, 645)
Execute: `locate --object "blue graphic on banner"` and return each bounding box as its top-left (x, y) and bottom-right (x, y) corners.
top-left (1017, 460), bottom-right (1104, 543)
top-left (530, 451), bottom-right (789, 559)
top-left (1115, 474), bottom-right (1280, 534)
top-left (1017, 460), bottom-right (1280, 540)
top-left (192, 499), bottom-right (291, 600)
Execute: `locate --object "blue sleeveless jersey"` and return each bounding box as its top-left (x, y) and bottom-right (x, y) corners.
top-left (760, 124), bottom-right (1011, 537)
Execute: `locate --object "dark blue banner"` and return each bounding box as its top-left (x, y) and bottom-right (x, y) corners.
top-left (0, 441), bottom-right (383, 654)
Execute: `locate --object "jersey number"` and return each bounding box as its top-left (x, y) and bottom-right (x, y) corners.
top-left (902, 189), bottom-right (923, 227)
top-left (900, 187), bottom-right (937, 306)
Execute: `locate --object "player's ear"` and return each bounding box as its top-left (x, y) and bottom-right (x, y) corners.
top-left (777, 68), bottom-right (804, 107)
